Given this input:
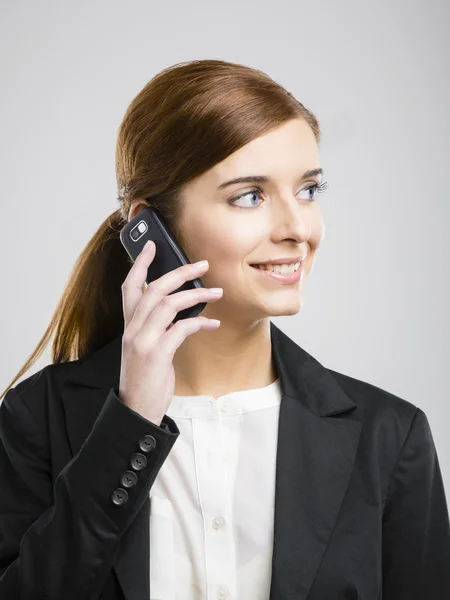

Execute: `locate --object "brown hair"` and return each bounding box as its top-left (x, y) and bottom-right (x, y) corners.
top-left (1, 59), bottom-right (321, 400)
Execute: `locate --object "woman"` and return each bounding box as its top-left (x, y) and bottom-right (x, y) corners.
top-left (0, 59), bottom-right (449, 600)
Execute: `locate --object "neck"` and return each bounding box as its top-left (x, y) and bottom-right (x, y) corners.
top-left (172, 318), bottom-right (277, 399)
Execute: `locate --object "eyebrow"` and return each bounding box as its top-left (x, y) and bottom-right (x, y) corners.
top-left (217, 168), bottom-right (323, 190)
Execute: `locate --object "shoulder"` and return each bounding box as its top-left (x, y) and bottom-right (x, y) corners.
top-left (325, 369), bottom-right (440, 502)
top-left (1, 360), bottom-right (82, 431)
top-left (6, 359), bottom-right (80, 400)
top-left (326, 367), bottom-right (426, 459)
top-left (328, 367), bottom-right (418, 421)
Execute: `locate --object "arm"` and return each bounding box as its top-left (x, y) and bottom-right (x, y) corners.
top-left (0, 385), bottom-right (179, 599)
top-left (382, 407), bottom-right (450, 599)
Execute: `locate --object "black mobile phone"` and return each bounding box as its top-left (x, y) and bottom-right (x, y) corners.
top-left (119, 206), bottom-right (207, 324)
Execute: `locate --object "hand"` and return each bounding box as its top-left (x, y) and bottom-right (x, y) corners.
top-left (118, 241), bottom-right (222, 425)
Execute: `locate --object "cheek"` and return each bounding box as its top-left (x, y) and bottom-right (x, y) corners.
top-left (181, 211), bottom-right (272, 269)
top-left (193, 227), bottom-right (252, 265)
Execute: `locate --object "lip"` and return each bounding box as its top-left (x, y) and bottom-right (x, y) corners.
top-left (250, 256), bottom-right (301, 266)
top-left (250, 263), bottom-right (303, 285)
top-left (249, 252), bottom-right (308, 266)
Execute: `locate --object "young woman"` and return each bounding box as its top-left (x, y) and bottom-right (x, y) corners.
top-left (1, 59), bottom-right (449, 600)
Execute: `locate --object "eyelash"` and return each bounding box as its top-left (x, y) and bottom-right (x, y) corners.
top-left (228, 181), bottom-right (329, 208)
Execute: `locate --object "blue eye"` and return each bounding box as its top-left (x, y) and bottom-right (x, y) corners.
top-left (228, 181), bottom-right (329, 207)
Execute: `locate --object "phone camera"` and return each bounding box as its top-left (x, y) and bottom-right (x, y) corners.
top-left (130, 221), bottom-right (147, 241)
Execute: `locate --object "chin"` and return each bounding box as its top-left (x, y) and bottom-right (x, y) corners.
top-left (260, 295), bottom-right (304, 318)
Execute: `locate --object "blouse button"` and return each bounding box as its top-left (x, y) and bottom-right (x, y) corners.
top-left (212, 516), bottom-right (225, 530)
top-left (216, 585), bottom-right (228, 599)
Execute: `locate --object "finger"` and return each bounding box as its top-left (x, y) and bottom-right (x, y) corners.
top-left (163, 316), bottom-right (220, 357)
top-left (130, 260), bottom-right (209, 332)
top-left (122, 241), bottom-right (156, 328)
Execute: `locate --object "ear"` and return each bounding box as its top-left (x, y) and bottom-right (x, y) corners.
top-left (128, 199), bottom-right (151, 222)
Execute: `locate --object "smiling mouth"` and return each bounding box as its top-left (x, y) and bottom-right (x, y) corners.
top-left (248, 263), bottom-right (304, 285)
top-left (249, 263), bottom-right (302, 273)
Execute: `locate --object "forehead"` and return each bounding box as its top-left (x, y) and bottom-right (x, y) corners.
top-left (211, 118), bottom-right (319, 185)
top-left (180, 118), bottom-right (320, 203)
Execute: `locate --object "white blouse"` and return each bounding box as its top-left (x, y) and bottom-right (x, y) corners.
top-left (149, 377), bottom-right (282, 600)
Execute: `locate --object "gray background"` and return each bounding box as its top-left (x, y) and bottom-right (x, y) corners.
top-left (1, 0), bottom-right (449, 499)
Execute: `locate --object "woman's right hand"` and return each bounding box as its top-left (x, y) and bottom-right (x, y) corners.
top-left (118, 240), bottom-right (223, 426)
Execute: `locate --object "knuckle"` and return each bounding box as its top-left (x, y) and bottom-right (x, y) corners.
top-left (160, 295), bottom-right (174, 310)
top-left (131, 335), bottom-right (148, 356)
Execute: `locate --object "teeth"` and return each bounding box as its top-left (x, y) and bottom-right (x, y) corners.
top-left (254, 261), bottom-right (301, 274)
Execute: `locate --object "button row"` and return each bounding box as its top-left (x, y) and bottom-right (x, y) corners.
top-left (111, 434), bottom-right (157, 506)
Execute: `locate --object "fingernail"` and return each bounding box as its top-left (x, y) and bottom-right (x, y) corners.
top-left (193, 260), bottom-right (208, 268)
top-left (144, 240), bottom-right (154, 250)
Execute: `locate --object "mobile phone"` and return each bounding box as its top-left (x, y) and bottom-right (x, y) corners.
top-left (119, 206), bottom-right (207, 324)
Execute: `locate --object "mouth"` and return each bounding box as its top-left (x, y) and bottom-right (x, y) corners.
top-left (249, 251), bottom-right (308, 271)
top-left (249, 262), bottom-right (304, 285)
top-left (249, 261), bottom-right (302, 274)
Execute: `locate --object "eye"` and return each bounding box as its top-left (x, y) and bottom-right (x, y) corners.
top-left (228, 181), bottom-right (329, 208)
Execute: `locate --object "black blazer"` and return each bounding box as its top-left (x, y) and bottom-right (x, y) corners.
top-left (1, 321), bottom-right (449, 600)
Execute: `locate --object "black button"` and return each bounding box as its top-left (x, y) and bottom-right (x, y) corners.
top-left (130, 452), bottom-right (147, 471)
top-left (120, 470), bottom-right (138, 488)
top-left (139, 434), bottom-right (156, 452)
top-left (111, 488), bottom-right (129, 506)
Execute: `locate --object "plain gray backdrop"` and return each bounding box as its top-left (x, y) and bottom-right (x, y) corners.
top-left (1, 0), bottom-right (449, 500)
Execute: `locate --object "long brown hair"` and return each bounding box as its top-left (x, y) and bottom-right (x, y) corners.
top-left (1, 59), bottom-right (321, 400)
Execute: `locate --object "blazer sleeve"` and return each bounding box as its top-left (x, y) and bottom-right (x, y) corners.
top-left (382, 407), bottom-right (450, 599)
top-left (0, 385), bottom-right (180, 600)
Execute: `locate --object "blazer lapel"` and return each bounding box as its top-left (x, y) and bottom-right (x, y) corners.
top-left (60, 321), bottom-right (361, 600)
top-left (268, 323), bottom-right (362, 599)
